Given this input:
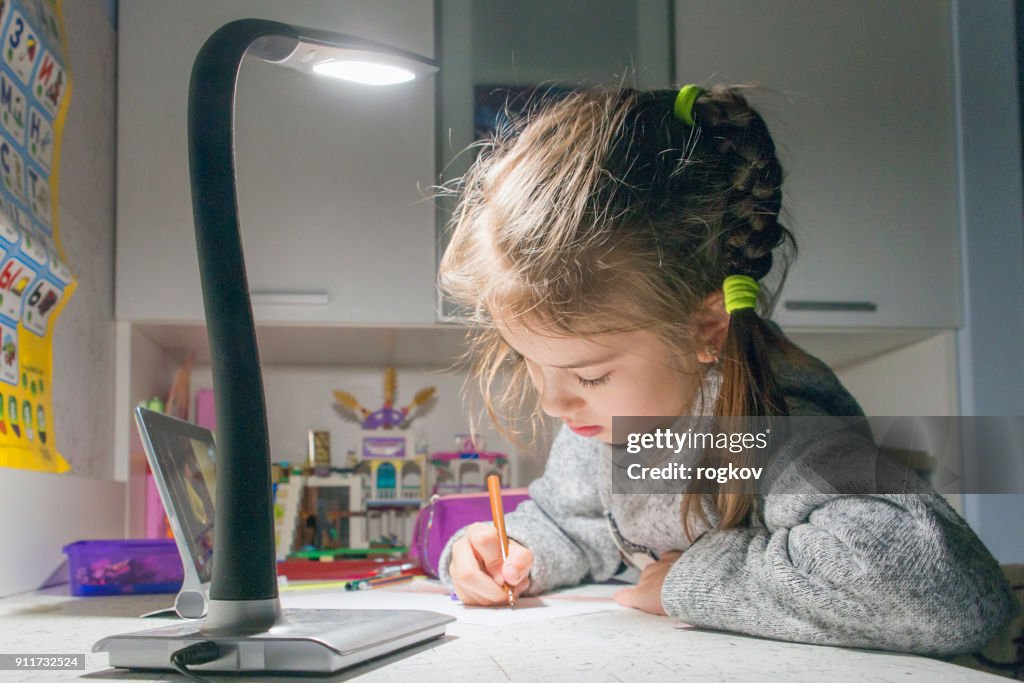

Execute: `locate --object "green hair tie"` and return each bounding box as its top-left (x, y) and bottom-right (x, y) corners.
top-left (673, 84), bottom-right (705, 126)
top-left (723, 275), bottom-right (759, 313)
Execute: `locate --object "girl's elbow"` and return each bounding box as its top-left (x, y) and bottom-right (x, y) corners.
top-left (896, 577), bottom-right (1019, 656)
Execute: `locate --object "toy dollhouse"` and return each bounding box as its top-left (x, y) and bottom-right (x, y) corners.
top-left (297, 472), bottom-right (368, 552)
top-left (335, 368), bottom-right (434, 508)
top-left (325, 368), bottom-right (436, 552)
top-left (352, 431), bottom-right (426, 504)
top-left (428, 434), bottom-right (509, 495)
top-left (273, 370), bottom-right (513, 559)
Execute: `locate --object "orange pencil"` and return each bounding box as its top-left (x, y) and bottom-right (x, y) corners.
top-left (486, 473), bottom-right (515, 608)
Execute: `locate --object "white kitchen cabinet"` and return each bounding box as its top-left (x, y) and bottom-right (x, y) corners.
top-left (675, 0), bottom-right (961, 329)
top-left (116, 0), bottom-right (437, 324)
top-left (435, 0), bottom-right (674, 320)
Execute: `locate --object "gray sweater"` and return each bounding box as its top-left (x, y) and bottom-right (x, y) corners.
top-left (439, 339), bottom-right (1017, 657)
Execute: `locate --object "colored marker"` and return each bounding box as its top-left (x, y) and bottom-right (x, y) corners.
top-left (345, 574), bottom-right (415, 591)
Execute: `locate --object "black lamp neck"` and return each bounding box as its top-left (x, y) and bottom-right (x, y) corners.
top-left (188, 19), bottom-right (295, 606)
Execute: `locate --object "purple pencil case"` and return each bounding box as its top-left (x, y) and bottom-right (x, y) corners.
top-left (411, 489), bottom-right (530, 578)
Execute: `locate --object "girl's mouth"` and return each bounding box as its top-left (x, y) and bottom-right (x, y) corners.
top-left (567, 424), bottom-right (603, 437)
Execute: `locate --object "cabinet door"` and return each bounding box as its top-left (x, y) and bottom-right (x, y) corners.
top-left (117, 0), bottom-right (436, 324)
top-left (436, 0), bottom-right (674, 321)
top-left (675, 0), bottom-right (961, 328)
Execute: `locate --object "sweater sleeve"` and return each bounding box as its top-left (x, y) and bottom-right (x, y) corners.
top-left (660, 428), bottom-right (1018, 657)
top-left (438, 424), bottom-right (622, 594)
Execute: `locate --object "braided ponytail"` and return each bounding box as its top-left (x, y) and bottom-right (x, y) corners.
top-left (678, 85), bottom-right (802, 538)
top-left (695, 86), bottom-right (794, 415)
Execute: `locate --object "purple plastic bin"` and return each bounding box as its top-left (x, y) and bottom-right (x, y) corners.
top-left (63, 539), bottom-right (184, 596)
top-left (411, 489), bottom-right (530, 578)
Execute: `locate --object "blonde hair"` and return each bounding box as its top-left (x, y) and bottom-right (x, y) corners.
top-left (439, 85), bottom-right (804, 537)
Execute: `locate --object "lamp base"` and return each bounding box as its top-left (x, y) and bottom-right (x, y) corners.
top-left (93, 608), bottom-right (454, 673)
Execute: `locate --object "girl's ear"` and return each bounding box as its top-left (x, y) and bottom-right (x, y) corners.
top-left (694, 290), bottom-right (730, 364)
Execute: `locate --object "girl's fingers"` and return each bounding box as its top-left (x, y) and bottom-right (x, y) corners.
top-left (456, 581), bottom-right (507, 606)
top-left (452, 525), bottom-right (536, 605)
top-left (465, 523), bottom-right (506, 583)
top-left (613, 588), bottom-right (635, 607)
top-left (451, 558), bottom-right (508, 605)
top-left (502, 541), bottom-right (534, 585)
top-left (449, 535), bottom-right (516, 606)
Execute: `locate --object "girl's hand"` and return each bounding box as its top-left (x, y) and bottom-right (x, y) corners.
top-left (449, 522), bottom-right (533, 605)
top-left (613, 551), bottom-right (682, 616)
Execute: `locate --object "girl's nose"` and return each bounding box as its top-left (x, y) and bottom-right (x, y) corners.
top-left (539, 378), bottom-right (583, 419)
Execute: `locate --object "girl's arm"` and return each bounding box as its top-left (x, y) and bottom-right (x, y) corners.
top-left (438, 424), bottom-right (622, 594)
top-left (660, 428), bottom-right (1018, 657)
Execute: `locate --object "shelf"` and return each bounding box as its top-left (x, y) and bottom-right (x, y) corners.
top-left (129, 322), bottom-right (949, 371)
top-left (132, 322), bottom-right (472, 368)
top-left (783, 328), bottom-right (948, 371)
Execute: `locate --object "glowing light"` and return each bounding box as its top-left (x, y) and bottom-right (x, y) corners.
top-left (312, 60), bottom-right (416, 85)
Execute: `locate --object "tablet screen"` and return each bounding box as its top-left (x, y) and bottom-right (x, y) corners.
top-left (135, 408), bottom-right (216, 585)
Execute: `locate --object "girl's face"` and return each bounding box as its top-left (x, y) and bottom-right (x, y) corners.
top-left (494, 315), bottom-right (703, 444)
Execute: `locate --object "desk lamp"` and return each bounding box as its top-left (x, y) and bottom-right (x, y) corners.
top-left (94, 18), bottom-right (452, 674)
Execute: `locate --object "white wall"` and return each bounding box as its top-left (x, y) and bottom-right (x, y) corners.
top-left (51, 0), bottom-right (117, 479)
top-left (0, 0), bottom-right (121, 596)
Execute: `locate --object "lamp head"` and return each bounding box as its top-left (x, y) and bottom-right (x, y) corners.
top-left (247, 25), bottom-right (437, 85)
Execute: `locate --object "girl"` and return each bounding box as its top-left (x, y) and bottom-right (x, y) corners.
top-left (436, 84), bottom-right (1017, 656)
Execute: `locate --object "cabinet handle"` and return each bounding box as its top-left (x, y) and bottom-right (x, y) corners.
top-left (250, 291), bottom-right (329, 306)
top-left (784, 300), bottom-right (877, 312)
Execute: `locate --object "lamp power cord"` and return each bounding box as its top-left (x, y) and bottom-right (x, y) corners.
top-left (170, 640), bottom-right (220, 682)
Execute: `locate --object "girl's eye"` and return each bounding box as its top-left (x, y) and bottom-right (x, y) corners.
top-left (575, 372), bottom-right (611, 388)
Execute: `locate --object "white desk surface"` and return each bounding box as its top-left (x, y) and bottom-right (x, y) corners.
top-left (0, 582), bottom-right (1001, 682)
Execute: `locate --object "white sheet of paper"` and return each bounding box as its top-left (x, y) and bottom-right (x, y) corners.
top-left (279, 579), bottom-right (628, 626)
